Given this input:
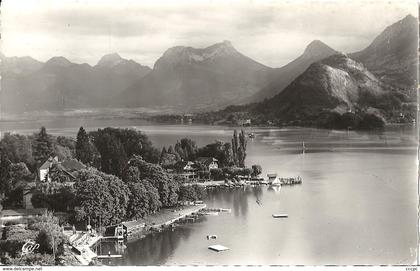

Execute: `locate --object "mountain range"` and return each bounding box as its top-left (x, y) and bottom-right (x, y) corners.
top-left (350, 15), bottom-right (418, 92)
top-left (1, 53), bottom-right (151, 112)
top-left (116, 40), bottom-right (272, 110)
top-left (0, 15), bottom-right (417, 118)
top-left (241, 40), bottom-right (339, 104)
top-left (252, 54), bottom-right (388, 120)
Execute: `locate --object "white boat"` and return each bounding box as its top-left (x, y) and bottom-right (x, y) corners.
top-left (267, 173), bottom-right (282, 186)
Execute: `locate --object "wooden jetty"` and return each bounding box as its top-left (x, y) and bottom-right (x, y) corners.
top-left (105, 204), bottom-right (206, 241)
top-left (97, 254), bottom-right (123, 259)
top-left (201, 208), bottom-right (231, 213)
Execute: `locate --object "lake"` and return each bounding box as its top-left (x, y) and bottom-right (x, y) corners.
top-left (0, 117), bottom-right (418, 265)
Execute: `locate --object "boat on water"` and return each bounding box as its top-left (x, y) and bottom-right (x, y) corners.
top-left (267, 173), bottom-right (282, 187)
top-left (272, 214), bottom-right (288, 218)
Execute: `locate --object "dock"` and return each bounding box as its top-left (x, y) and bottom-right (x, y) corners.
top-left (201, 208), bottom-right (231, 213)
top-left (97, 255), bottom-right (123, 259)
top-left (105, 204), bottom-right (207, 241)
top-left (69, 232), bottom-right (102, 265)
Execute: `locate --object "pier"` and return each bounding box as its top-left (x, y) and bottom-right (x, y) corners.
top-left (68, 232), bottom-right (102, 265)
top-left (105, 204), bottom-right (207, 241)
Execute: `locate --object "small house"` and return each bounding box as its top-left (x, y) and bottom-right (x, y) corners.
top-left (39, 156), bottom-right (59, 182)
top-left (237, 119), bottom-right (251, 126)
top-left (38, 157), bottom-right (85, 183)
top-left (175, 161), bottom-right (198, 179)
top-left (195, 157), bottom-right (218, 170)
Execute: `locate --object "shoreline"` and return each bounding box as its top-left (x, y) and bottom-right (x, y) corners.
top-left (70, 204), bottom-right (207, 265)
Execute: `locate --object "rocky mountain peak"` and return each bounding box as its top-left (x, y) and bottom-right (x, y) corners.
top-left (45, 56), bottom-right (72, 68)
top-left (97, 53), bottom-right (125, 67)
top-left (154, 41), bottom-right (240, 69)
top-left (303, 40), bottom-right (337, 58)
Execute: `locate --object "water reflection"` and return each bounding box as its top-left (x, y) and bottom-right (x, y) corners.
top-left (123, 226), bottom-right (193, 265)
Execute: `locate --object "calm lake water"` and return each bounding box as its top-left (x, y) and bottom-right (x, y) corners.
top-left (0, 117), bottom-right (418, 265)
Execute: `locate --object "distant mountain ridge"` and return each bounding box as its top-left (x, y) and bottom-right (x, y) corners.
top-left (242, 40), bottom-right (339, 103)
top-left (253, 54), bottom-right (387, 120)
top-left (350, 15), bottom-right (418, 92)
top-left (0, 15), bottom-right (417, 117)
top-left (116, 41), bottom-right (273, 110)
top-left (1, 53), bottom-right (151, 113)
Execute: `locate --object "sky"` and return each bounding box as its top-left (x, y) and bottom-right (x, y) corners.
top-left (1, 0), bottom-right (417, 68)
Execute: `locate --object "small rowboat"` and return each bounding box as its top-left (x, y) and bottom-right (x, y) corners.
top-left (207, 235), bottom-right (218, 240)
top-left (272, 214), bottom-right (288, 218)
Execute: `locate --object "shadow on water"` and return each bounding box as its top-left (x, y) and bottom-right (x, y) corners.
top-left (124, 226), bottom-right (194, 265)
top-left (206, 186), bottom-right (263, 217)
top-left (98, 225), bottom-right (194, 266)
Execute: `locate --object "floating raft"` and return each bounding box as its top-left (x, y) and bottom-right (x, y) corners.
top-left (272, 214), bottom-right (288, 218)
top-left (208, 245), bottom-right (229, 252)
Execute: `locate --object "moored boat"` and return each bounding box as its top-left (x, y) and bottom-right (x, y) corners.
top-left (267, 173), bottom-right (281, 186)
top-left (272, 214), bottom-right (288, 218)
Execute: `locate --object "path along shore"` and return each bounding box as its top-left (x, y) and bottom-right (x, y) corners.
top-left (67, 204), bottom-right (206, 265)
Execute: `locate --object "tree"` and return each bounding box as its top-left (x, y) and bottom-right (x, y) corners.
top-left (54, 145), bottom-right (73, 161)
top-left (159, 147), bottom-right (167, 163)
top-left (178, 185), bottom-right (197, 202)
top-left (251, 165), bottom-right (262, 177)
top-left (74, 168), bottom-right (130, 226)
top-left (33, 127), bottom-right (54, 165)
top-left (2, 212), bottom-right (66, 265)
top-left (127, 181), bottom-right (161, 219)
top-left (231, 130), bottom-right (247, 167)
top-left (210, 168), bottom-right (224, 180)
top-left (90, 128), bottom-right (160, 164)
top-left (178, 184), bottom-right (206, 202)
top-left (160, 153), bottom-right (178, 168)
top-left (1, 162), bottom-right (32, 207)
top-left (29, 213), bottom-right (66, 256)
top-left (76, 127), bottom-right (94, 165)
top-left (0, 133), bottom-right (35, 171)
top-left (32, 185), bottom-right (76, 212)
top-left (126, 156), bottom-right (179, 207)
top-left (174, 138), bottom-right (197, 161)
top-left (359, 113), bottom-right (385, 130)
top-left (0, 150), bottom-right (12, 197)
top-left (232, 130), bottom-right (238, 166)
top-left (197, 141), bottom-right (233, 167)
top-left (94, 133), bottom-right (127, 177)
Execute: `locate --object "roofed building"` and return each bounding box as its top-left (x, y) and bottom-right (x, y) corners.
top-left (195, 157), bottom-right (219, 170)
top-left (39, 156), bottom-right (59, 182)
top-left (175, 161), bottom-right (198, 179)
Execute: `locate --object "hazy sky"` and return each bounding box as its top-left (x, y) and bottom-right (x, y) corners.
top-left (1, 0), bottom-right (417, 68)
